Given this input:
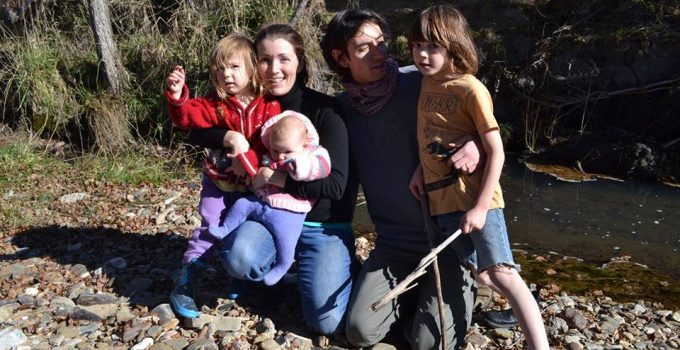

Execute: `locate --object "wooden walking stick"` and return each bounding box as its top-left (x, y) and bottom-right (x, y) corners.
top-left (370, 193), bottom-right (462, 350)
top-left (421, 193), bottom-right (448, 350)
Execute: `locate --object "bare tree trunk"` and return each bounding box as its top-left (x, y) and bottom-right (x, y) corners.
top-left (88, 0), bottom-right (122, 93)
top-left (87, 0), bottom-right (130, 152)
top-left (289, 0), bottom-right (310, 28)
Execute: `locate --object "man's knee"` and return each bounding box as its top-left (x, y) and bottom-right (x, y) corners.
top-left (345, 312), bottom-right (383, 348)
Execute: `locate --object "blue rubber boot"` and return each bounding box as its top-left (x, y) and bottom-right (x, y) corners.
top-left (170, 260), bottom-right (207, 318)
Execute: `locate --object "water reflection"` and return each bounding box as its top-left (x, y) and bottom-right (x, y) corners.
top-left (352, 157), bottom-right (680, 278)
top-left (502, 157), bottom-right (680, 278)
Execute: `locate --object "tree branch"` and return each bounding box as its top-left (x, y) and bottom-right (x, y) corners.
top-left (370, 228), bottom-right (462, 311)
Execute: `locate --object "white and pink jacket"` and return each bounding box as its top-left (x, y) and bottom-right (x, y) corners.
top-left (256, 111), bottom-right (331, 213)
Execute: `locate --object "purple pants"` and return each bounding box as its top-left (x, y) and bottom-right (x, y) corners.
top-left (182, 175), bottom-right (247, 264)
top-left (208, 196), bottom-right (306, 286)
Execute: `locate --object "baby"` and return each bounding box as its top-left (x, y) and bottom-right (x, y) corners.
top-left (209, 110), bottom-right (331, 285)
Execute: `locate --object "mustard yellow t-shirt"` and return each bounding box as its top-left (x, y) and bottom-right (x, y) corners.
top-left (417, 74), bottom-right (504, 216)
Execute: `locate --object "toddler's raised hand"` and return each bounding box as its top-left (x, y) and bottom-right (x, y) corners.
top-left (165, 65), bottom-right (185, 100)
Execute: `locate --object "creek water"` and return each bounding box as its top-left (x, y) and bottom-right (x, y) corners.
top-left (352, 156), bottom-right (680, 278)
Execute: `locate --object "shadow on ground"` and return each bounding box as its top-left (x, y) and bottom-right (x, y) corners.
top-left (2, 225), bottom-right (308, 333)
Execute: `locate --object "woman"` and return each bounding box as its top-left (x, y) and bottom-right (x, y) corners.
top-left (188, 24), bottom-right (356, 335)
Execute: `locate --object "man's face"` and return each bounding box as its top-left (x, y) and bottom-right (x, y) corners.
top-left (334, 22), bottom-right (388, 85)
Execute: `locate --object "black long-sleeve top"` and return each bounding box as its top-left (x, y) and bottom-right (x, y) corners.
top-left (188, 82), bottom-right (357, 223)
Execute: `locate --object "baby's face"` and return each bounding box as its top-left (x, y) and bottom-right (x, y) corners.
top-left (269, 134), bottom-right (305, 162)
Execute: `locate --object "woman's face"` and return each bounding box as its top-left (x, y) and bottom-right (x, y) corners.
top-left (257, 38), bottom-right (301, 96)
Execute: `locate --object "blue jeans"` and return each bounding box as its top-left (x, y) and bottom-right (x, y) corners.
top-left (434, 208), bottom-right (518, 272)
top-left (218, 220), bottom-right (356, 335)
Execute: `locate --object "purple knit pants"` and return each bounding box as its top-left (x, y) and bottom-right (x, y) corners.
top-left (182, 175), bottom-right (247, 264)
top-left (208, 196), bottom-right (306, 286)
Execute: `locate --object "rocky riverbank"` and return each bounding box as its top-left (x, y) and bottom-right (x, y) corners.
top-left (2, 169), bottom-right (680, 349)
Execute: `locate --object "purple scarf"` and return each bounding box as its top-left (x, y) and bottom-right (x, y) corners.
top-left (342, 59), bottom-right (399, 116)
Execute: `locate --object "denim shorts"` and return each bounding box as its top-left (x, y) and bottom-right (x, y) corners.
top-left (434, 208), bottom-right (519, 272)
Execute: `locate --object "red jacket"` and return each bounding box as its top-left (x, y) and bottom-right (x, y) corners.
top-left (166, 85), bottom-right (281, 180)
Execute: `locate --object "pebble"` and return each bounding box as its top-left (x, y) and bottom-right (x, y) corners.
top-left (59, 192), bottom-right (90, 203)
top-left (0, 328), bottom-right (28, 350)
top-left (75, 292), bottom-right (118, 306)
top-left (131, 338), bottom-right (154, 350)
top-left (259, 339), bottom-right (282, 350)
top-left (185, 338), bottom-right (218, 350)
top-left (672, 311), bottom-right (680, 323)
top-left (150, 304), bottom-right (176, 326)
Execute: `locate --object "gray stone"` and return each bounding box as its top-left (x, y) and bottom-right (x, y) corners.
top-left (50, 297), bottom-right (76, 309)
top-left (633, 342), bottom-right (649, 350)
top-left (568, 341), bottom-right (583, 350)
top-left (466, 332), bottom-right (488, 346)
top-left (0, 262), bottom-right (26, 279)
top-left (56, 325), bottom-right (80, 338)
top-left (185, 338), bottom-right (219, 350)
top-left (547, 317), bottom-right (569, 336)
top-left (67, 282), bottom-right (93, 299)
top-left (564, 308), bottom-right (588, 330)
top-left (0, 327), bottom-right (28, 349)
top-left (213, 316), bottom-right (242, 332)
top-left (123, 324), bottom-right (146, 343)
top-left (16, 294), bottom-right (34, 306)
top-left (146, 325), bottom-right (163, 338)
top-left (63, 338), bottom-right (83, 348)
top-left (71, 305), bottom-right (117, 321)
top-left (151, 304), bottom-right (176, 326)
top-left (631, 304), bottom-right (647, 316)
top-left (162, 338), bottom-right (190, 350)
top-left (131, 338), bottom-right (154, 350)
top-left (493, 328), bottom-right (514, 339)
top-left (34, 296), bottom-right (49, 307)
top-left (601, 321), bottom-right (619, 334)
top-left (59, 192), bottom-right (90, 203)
top-left (149, 344), bottom-right (175, 350)
top-left (48, 334), bottom-right (65, 347)
top-left (76, 293), bottom-right (118, 306)
top-left (256, 317), bottom-right (276, 335)
top-left (0, 305), bottom-right (14, 322)
top-left (184, 314), bottom-right (215, 329)
top-left (254, 333), bottom-right (274, 344)
top-left (283, 333), bottom-right (313, 350)
top-left (671, 312), bottom-right (680, 323)
top-left (23, 286), bottom-right (39, 296)
top-left (228, 339), bottom-right (252, 350)
top-left (115, 307), bottom-right (135, 323)
top-left (79, 323), bottom-right (101, 335)
top-left (258, 339), bottom-right (281, 350)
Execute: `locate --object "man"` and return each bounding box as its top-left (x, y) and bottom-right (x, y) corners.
top-left (321, 9), bottom-right (481, 350)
